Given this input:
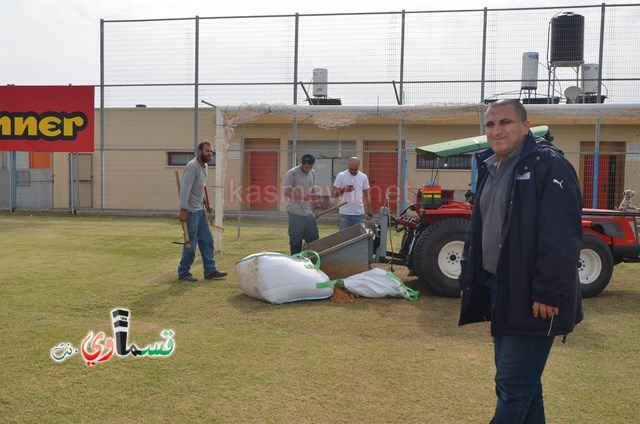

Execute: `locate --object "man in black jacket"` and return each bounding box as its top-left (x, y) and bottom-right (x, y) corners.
top-left (459, 99), bottom-right (583, 423)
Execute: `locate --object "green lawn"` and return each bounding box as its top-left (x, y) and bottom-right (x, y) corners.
top-left (0, 212), bottom-right (638, 423)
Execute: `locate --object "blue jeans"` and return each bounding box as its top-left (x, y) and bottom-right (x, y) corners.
top-left (491, 335), bottom-right (555, 424)
top-left (288, 212), bottom-right (319, 255)
top-left (178, 210), bottom-right (217, 278)
top-left (338, 214), bottom-right (364, 230)
top-left (487, 277), bottom-right (555, 424)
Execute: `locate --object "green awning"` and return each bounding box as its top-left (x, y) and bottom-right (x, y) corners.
top-left (416, 125), bottom-right (550, 159)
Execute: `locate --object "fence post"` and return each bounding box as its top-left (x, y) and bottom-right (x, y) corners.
top-left (9, 151), bottom-right (16, 212)
top-left (293, 13), bottom-right (299, 106)
top-left (194, 16), bottom-right (200, 154)
top-left (100, 19), bottom-right (105, 210)
top-left (215, 108), bottom-right (225, 252)
top-left (592, 4), bottom-right (607, 208)
top-left (397, 10), bottom-right (406, 216)
top-left (292, 14), bottom-right (300, 164)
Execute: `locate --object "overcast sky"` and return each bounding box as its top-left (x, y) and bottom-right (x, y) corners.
top-left (0, 0), bottom-right (627, 86)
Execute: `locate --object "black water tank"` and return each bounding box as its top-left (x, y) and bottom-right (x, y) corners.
top-left (550, 12), bottom-right (584, 64)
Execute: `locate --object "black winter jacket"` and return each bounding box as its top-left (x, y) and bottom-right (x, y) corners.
top-left (458, 132), bottom-right (584, 337)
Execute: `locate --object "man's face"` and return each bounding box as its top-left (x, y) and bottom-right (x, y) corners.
top-left (484, 104), bottom-right (531, 159)
top-left (301, 162), bottom-right (313, 173)
top-left (347, 160), bottom-right (359, 176)
top-left (199, 144), bottom-right (213, 164)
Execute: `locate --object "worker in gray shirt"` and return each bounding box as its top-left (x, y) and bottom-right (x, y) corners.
top-left (177, 141), bottom-right (227, 282)
top-left (283, 154), bottom-right (320, 254)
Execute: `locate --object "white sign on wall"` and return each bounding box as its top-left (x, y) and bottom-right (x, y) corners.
top-left (627, 143), bottom-right (640, 162)
top-left (228, 143), bottom-right (240, 160)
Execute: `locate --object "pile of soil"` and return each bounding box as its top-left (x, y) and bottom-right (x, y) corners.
top-left (330, 285), bottom-right (356, 304)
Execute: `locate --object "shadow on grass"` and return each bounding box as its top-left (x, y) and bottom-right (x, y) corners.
top-left (227, 292), bottom-right (275, 313)
top-left (225, 273), bottom-right (463, 331)
top-left (128, 272), bottom-right (209, 318)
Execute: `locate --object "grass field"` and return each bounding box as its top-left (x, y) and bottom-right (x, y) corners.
top-left (0, 212), bottom-right (638, 423)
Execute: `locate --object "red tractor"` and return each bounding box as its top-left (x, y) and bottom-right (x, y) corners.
top-left (389, 185), bottom-right (640, 298)
top-left (384, 126), bottom-right (640, 298)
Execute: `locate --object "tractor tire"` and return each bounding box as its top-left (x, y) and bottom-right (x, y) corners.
top-left (578, 233), bottom-right (614, 298)
top-left (413, 218), bottom-right (469, 297)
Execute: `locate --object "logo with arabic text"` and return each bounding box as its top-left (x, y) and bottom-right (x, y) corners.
top-left (50, 308), bottom-right (175, 366)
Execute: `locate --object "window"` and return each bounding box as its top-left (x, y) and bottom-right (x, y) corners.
top-left (417, 154), bottom-right (471, 170)
top-left (167, 151), bottom-right (214, 167)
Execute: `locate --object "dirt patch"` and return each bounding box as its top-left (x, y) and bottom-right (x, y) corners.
top-left (330, 285), bottom-right (356, 304)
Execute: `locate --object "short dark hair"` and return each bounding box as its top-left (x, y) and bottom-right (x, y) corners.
top-left (300, 154), bottom-right (315, 164)
top-left (198, 141), bottom-right (212, 151)
top-left (487, 99), bottom-right (528, 122)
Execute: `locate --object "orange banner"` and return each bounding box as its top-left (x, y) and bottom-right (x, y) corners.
top-left (0, 85), bottom-right (94, 152)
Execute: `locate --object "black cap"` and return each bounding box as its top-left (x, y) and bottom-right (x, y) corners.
top-left (301, 154), bottom-right (315, 164)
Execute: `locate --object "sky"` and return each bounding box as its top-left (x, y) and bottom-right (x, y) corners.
top-left (0, 0), bottom-right (628, 86)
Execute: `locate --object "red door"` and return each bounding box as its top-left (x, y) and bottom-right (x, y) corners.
top-left (248, 152), bottom-right (278, 210)
top-left (368, 152), bottom-right (398, 213)
top-left (583, 154), bottom-right (610, 209)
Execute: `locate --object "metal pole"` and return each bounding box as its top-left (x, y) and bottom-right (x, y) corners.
top-left (100, 19), bottom-right (105, 210)
top-left (397, 10), bottom-right (406, 216)
top-left (399, 10), bottom-right (405, 105)
top-left (397, 119), bottom-right (403, 216)
top-left (293, 116), bottom-right (298, 166)
top-left (596, 4), bottom-right (605, 104)
top-left (292, 13), bottom-right (300, 164)
top-left (50, 153), bottom-right (54, 208)
top-left (75, 153), bottom-right (80, 213)
top-left (9, 151), bottom-right (15, 212)
top-left (214, 108), bottom-right (224, 252)
top-left (592, 3), bottom-right (606, 208)
top-left (293, 13), bottom-right (299, 105)
top-left (592, 117), bottom-right (601, 209)
top-left (237, 124), bottom-right (245, 239)
top-left (480, 8), bottom-right (487, 107)
top-left (476, 7), bottom-right (488, 192)
top-left (69, 153), bottom-right (75, 214)
top-left (194, 16), bottom-right (200, 153)
top-left (403, 150), bottom-right (407, 211)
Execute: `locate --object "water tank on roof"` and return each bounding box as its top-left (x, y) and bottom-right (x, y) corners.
top-left (521, 52), bottom-right (539, 90)
top-left (312, 68), bottom-right (328, 97)
top-left (581, 63), bottom-right (600, 94)
top-left (550, 12), bottom-right (585, 66)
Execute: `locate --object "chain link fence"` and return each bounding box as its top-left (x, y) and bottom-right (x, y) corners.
top-left (1, 4), bottom-right (639, 214)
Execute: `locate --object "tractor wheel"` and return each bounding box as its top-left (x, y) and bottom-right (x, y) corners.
top-left (578, 233), bottom-right (614, 298)
top-left (413, 218), bottom-right (469, 298)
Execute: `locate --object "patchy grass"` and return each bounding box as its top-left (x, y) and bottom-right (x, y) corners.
top-left (0, 212), bottom-right (638, 423)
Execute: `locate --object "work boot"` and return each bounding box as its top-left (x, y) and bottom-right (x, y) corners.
top-left (179, 273), bottom-right (198, 282)
top-left (205, 270), bottom-right (228, 280)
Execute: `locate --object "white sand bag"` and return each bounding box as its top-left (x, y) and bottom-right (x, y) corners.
top-left (235, 250), bottom-right (333, 304)
top-left (341, 268), bottom-right (419, 300)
